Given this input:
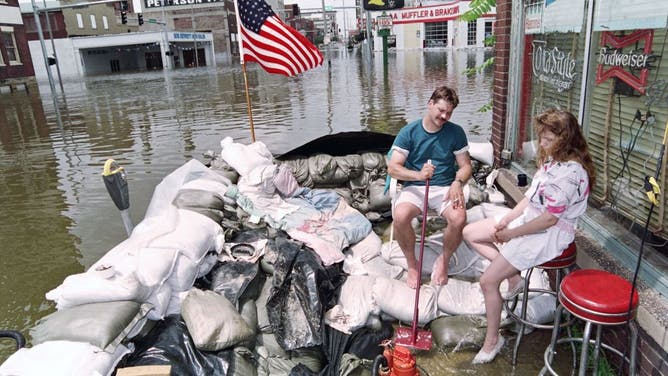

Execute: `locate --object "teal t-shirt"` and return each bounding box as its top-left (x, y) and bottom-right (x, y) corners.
top-left (392, 119), bottom-right (469, 187)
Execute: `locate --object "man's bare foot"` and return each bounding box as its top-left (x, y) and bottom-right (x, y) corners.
top-left (430, 254), bottom-right (449, 286)
top-left (406, 267), bottom-right (419, 289)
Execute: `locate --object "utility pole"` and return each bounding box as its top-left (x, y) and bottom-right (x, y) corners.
top-left (31, 0), bottom-right (63, 129)
top-left (42, 0), bottom-right (64, 93)
top-left (321, 0), bottom-right (330, 67)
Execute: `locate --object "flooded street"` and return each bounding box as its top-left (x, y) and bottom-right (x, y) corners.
top-left (0, 47), bottom-right (540, 372)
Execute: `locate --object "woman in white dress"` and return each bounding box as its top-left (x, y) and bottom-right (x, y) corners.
top-left (462, 109), bottom-right (596, 364)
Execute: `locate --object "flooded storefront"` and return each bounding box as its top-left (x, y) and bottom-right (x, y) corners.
top-left (497, 0), bottom-right (668, 373)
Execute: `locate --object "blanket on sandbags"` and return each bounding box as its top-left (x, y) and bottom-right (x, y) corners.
top-left (220, 137), bottom-right (372, 266)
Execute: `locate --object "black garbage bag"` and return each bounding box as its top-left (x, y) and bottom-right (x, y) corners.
top-left (120, 315), bottom-right (233, 375)
top-left (267, 237), bottom-right (346, 351)
top-left (205, 261), bottom-right (263, 305)
top-left (318, 321), bottom-right (393, 376)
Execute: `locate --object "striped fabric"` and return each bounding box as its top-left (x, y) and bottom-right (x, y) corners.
top-left (238, 0), bottom-right (324, 76)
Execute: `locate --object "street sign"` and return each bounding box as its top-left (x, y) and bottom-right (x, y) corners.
top-left (148, 18), bottom-right (157, 23)
top-left (325, 5), bottom-right (333, 11)
top-left (377, 15), bottom-right (393, 30)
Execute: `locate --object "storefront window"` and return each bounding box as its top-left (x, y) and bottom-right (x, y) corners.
top-left (514, 0), bottom-right (587, 171)
top-left (424, 21), bottom-right (448, 48)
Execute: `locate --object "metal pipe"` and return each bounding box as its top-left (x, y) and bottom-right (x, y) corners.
top-left (578, 0), bottom-right (596, 126)
top-left (42, 0), bottom-right (64, 94)
top-left (31, 0), bottom-right (63, 128)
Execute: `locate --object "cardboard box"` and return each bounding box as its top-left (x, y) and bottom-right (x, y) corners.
top-left (115, 365), bottom-right (171, 376)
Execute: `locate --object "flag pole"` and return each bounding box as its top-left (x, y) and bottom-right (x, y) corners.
top-left (233, 0), bottom-right (257, 142)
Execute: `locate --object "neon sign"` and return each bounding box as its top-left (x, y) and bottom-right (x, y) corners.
top-left (595, 30), bottom-right (654, 94)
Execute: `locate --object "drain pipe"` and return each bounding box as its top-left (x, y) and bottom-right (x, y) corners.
top-left (577, 0), bottom-right (596, 126)
top-left (505, 0), bottom-right (526, 155)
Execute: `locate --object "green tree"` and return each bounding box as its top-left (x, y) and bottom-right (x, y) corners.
top-left (460, 0), bottom-right (496, 112)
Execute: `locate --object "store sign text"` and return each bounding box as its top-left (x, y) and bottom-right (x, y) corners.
top-left (145, 0), bottom-right (222, 8)
top-left (388, 4), bottom-right (460, 24)
top-left (596, 30), bottom-right (654, 94)
top-left (532, 41), bottom-right (577, 92)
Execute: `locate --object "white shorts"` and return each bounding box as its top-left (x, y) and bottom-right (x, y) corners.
top-left (393, 184), bottom-right (470, 216)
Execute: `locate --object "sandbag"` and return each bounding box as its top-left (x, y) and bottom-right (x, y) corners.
top-left (207, 261), bottom-right (262, 305)
top-left (367, 179), bottom-right (392, 212)
top-left (429, 315), bottom-right (487, 348)
top-left (181, 289), bottom-right (254, 351)
top-left (372, 278), bottom-right (438, 325)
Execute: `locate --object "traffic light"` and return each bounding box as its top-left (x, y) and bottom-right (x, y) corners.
top-left (138, 13), bottom-right (144, 25)
top-left (121, 11), bottom-right (127, 24)
top-left (292, 4), bottom-right (299, 17)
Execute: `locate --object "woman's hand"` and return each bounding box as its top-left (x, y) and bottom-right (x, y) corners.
top-left (492, 228), bottom-right (513, 243)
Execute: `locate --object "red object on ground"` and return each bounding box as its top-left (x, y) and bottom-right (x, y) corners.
top-left (384, 345), bottom-right (419, 376)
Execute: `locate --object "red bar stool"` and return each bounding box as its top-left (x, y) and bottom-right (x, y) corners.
top-left (504, 241), bottom-right (578, 365)
top-left (542, 269), bottom-right (639, 376)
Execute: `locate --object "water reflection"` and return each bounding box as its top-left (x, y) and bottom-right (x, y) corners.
top-left (0, 49), bottom-right (493, 361)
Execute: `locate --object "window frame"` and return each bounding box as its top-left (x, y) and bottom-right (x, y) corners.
top-left (102, 15), bottom-right (109, 30)
top-left (467, 20), bottom-right (477, 46)
top-left (76, 13), bottom-right (84, 29)
top-left (90, 14), bottom-right (97, 29)
top-left (0, 27), bottom-right (21, 65)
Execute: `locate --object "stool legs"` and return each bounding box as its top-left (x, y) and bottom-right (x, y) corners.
top-left (543, 311), bottom-right (639, 376)
top-left (511, 267), bottom-right (534, 365)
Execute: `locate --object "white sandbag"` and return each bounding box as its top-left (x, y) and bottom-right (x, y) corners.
top-left (165, 290), bottom-right (189, 317)
top-left (381, 235), bottom-right (484, 279)
top-left (466, 205), bottom-right (486, 223)
top-left (348, 231), bottom-right (382, 262)
top-left (0, 341), bottom-right (131, 376)
top-left (149, 209), bottom-right (224, 262)
top-left (45, 272), bottom-right (148, 310)
top-left (135, 247), bottom-right (180, 289)
top-left (381, 238), bottom-right (440, 276)
top-left (146, 283), bottom-right (172, 321)
top-left (469, 141), bottom-right (494, 166)
top-left (180, 177), bottom-right (231, 195)
top-left (145, 159), bottom-right (229, 219)
top-left (437, 269), bottom-right (552, 316)
top-left (167, 253), bottom-right (199, 292)
top-left (342, 252), bottom-right (404, 280)
top-left (327, 275), bottom-right (379, 333)
top-left (220, 137), bottom-right (274, 177)
top-left (509, 293), bottom-right (557, 334)
top-left (372, 277), bottom-right (438, 325)
top-left (437, 278), bottom-right (487, 315)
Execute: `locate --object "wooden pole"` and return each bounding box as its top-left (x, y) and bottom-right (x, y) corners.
top-left (233, 0), bottom-right (256, 143)
top-left (241, 62), bottom-right (256, 142)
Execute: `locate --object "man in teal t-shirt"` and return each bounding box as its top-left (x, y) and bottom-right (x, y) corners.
top-left (388, 85), bottom-right (472, 289)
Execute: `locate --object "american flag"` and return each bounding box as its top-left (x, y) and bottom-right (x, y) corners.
top-left (237, 0), bottom-right (324, 76)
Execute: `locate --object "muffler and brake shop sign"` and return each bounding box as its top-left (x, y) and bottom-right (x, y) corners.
top-left (145, 0), bottom-right (223, 8)
top-left (384, 3), bottom-right (464, 25)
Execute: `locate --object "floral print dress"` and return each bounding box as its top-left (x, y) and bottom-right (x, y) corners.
top-left (498, 159), bottom-right (590, 271)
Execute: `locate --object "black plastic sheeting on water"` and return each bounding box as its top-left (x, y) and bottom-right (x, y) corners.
top-left (267, 237), bottom-right (347, 351)
top-left (275, 131), bottom-right (394, 160)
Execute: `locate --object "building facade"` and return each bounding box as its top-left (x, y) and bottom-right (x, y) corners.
top-left (491, 0), bottom-right (668, 374)
top-left (0, 0), bottom-right (35, 90)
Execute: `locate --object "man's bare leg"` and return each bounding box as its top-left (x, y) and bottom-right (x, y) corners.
top-left (431, 204), bottom-right (466, 286)
top-left (393, 202), bottom-right (422, 288)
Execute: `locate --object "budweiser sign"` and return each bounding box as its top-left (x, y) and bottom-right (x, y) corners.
top-left (596, 30), bottom-right (654, 94)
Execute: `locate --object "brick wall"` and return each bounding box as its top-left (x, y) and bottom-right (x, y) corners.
top-left (491, 0), bottom-right (511, 166)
